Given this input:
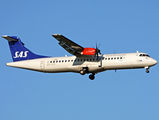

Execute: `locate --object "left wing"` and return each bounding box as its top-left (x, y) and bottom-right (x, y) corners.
top-left (52, 34), bottom-right (100, 57)
top-left (52, 34), bottom-right (84, 56)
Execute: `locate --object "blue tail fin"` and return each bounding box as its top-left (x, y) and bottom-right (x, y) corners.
top-left (2, 35), bottom-right (48, 62)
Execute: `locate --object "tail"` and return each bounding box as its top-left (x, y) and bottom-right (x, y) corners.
top-left (2, 35), bottom-right (48, 62)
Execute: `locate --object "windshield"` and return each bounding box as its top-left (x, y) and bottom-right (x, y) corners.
top-left (139, 54), bottom-right (150, 57)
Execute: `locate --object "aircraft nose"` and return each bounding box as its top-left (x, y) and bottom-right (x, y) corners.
top-left (152, 59), bottom-right (157, 65)
top-left (154, 59), bottom-right (157, 65)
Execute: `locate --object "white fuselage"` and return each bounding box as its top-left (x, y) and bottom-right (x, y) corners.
top-left (6, 52), bottom-right (157, 74)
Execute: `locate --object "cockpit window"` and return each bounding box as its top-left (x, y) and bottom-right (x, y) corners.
top-left (146, 54), bottom-right (150, 57)
top-left (139, 54), bottom-right (150, 57)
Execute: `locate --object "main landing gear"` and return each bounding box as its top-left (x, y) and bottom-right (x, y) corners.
top-left (80, 67), bottom-right (95, 80)
top-left (80, 67), bottom-right (88, 75)
top-left (89, 73), bottom-right (95, 80)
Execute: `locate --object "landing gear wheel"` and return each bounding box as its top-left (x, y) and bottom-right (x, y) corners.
top-left (146, 69), bottom-right (149, 73)
top-left (89, 74), bottom-right (95, 80)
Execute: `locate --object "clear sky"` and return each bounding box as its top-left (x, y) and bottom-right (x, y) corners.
top-left (0, 0), bottom-right (159, 120)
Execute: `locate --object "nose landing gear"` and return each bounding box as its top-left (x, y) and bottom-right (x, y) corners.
top-left (145, 66), bottom-right (150, 73)
top-left (146, 69), bottom-right (149, 73)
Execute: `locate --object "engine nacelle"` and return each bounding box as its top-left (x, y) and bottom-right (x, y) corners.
top-left (82, 48), bottom-right (96, 55)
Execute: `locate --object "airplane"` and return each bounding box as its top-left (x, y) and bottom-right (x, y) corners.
top-left (2, 34), bottom-right (157, 80)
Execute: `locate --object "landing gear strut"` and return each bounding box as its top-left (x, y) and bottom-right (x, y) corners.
top-left (89, 73), bottom-right (95, 80)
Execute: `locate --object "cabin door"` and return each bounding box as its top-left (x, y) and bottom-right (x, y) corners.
top-left (40, 61), bottom-right (45, 69)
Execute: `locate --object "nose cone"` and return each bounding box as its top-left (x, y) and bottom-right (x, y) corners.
top-left (154, 59), bottom-right (157, 65)
top-left (152, 59), bottom-right (157, 66)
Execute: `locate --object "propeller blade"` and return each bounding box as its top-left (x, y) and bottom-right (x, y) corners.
top-left (94, 42), bottom-right (101, 61)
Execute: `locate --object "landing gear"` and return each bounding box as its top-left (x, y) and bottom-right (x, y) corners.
top-left (80, 67), bottom-right (88, 75)
top-left (79, 67), bottom-right (95, 80)
top-left (80, 70), bottom-right (86, 75)
top-left (89, 73), bottom-right (95, 80)
top-left (145, 66), bottom-right (150, 73)
top-left (146, 69), bottom-right (149, 73)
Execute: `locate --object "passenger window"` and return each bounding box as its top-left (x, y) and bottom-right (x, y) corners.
top-left (62, 60), bottom-right (64, 62)
top-left (93, 59), bottom-right (95, 61)
top-left (117, 57), bottom-right (119, 59)
top-left (111, 58), bottom-right (113, 60)
top-left (114, 57), bottom-right (116, 60)
top-left (56, 61), bottom-right (58, 63)
top-left (105, 58), bottom-right (107, 60)
top-left (53, 61), bottom-right (55, 63)
top-left (90, 59), bottom-right (92, 61)
top-left (71, 60), bottom-right (73, 62)
top-left (108, 58), bottom-right (110, 60)
top-left (65, 60), bottom-right (67, 62)
top-left (59, 60), bottom-right (61, 63)
top-left (68, 60), bottom-right (70, 62)
top-left (120, 57), bottom-right (122, 59)
top-left (50, 61), bottom-right (52, 63)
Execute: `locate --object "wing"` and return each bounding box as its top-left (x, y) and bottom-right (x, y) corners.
top-left (52, 34), bottom-right (84, 56)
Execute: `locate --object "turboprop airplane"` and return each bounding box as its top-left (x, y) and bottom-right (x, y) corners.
top-left (2, 34), bottom-right (157, 80)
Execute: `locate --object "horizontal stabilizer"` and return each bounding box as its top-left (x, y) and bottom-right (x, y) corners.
top-left (2, 35), bottom-right (20, 42)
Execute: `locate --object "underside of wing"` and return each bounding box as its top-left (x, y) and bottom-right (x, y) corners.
top-left (52, 34), bottom-right (100, 57)
top-left (52, 34), bottom-right (84, 56)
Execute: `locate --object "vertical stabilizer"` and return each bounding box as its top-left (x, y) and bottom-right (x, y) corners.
top-left (2, 35), bottom-right (48, 62)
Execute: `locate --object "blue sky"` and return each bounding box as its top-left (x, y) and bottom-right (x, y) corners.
top-left (0, 0), bottom-right (159, 120)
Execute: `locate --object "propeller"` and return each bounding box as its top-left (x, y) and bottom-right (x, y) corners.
top-left (94, 43), bottom-right (101, 61)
